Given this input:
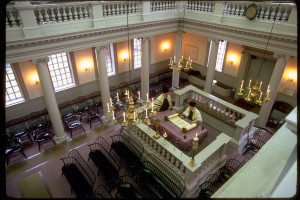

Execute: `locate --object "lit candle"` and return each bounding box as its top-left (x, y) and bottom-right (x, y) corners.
top-left (152, 97), bottom-right (154, 102)
top-left (138, 91), bottom-right (141, 99)
top-left (147, 93), bottom-right (149, 102)
top-left (152, 102), bottom-right (154, 112)
top-left (117, 92), bottom-right (120, 101)
top-left (248, 79), bottom-right (252, 87)
top-left (110, 97), bottom-right (113, 106)
top-left (259, 81), bottom-right (262, 90)
top-left (128, 90), bottom-right (130, 96)
top-left (123, 112), bottom-right (126, 122)
top-left (181, 55), bottom-right (183, 60)
top-left (190, 59), bottom-right (192, 65)
top-left (247, 89), bottom-right (251, 98)
top-left (134, 111), bottom-right (136, 121)
top-left (189, 56), bottom-right (190, 61)
top-left (112, 110), bottom-right (115, 120)
top-left (259, 92), bottom-right (262, 100)
top-left (241, 80), bottom-right (244, 88)
top-left (107, 103), bottom-right (110, 112)
top-left (267, 85), bottom-right (270, 93)
top-left (174, 56), bottom-right (176, 62)
top-left (145, 108), bottom-right (148, 118)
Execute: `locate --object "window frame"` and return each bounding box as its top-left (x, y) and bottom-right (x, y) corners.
top-left (5, 63), bottom-right (25, 107)
top-left (215, 40), bottom-right (228, 72)
top-left (47, 52), bottom-right (76, 92)
top-left (133, 38), bottom-right (142, 69)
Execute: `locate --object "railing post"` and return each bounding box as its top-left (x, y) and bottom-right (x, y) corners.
top-left (210, 1), bottom-right (225, 23)
top-left (89, 2), bottom-right (105, 28)
top-left (286, 7), bottom-right (297, 25)
top-left (14, 2), bottom-right (42, 38)
top-left (141, 1), bottom-right (151, 22)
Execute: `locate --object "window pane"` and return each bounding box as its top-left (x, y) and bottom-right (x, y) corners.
top-left (47, 52), bottom-right (75, 92)
top-left (5, 64), bottom-right (24, 106)
top-left (215, 40), bottom-right (227, 72)
top-left (133, 38), bottom-right (142, 69)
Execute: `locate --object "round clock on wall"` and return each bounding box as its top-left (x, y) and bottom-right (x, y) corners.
top-left (245, 4), bottom-right (258, 20)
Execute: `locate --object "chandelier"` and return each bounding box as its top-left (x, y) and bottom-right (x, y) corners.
top-left (237, 79), bottom-right (270, 106)
top-left (169, 56), bottom-right (193, 72)
top-left (236, 7), bottom-right (277, 106)
top-left (106, 90), bottom-right (156, 127)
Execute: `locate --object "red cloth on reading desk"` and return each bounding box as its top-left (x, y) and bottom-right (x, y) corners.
top-left (151, 110), bottom-right (208, 152)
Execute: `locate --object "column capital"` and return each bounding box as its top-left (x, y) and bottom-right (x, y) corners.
top-left (31, 57), bottom-right (49, 66)
top-left (142, 37), bottom-right (151, 42)
top-left (95, 45), bottom-right (109, 52)
top-left (176, 30), bottom-right (183, 36)
top-left (207, 37), bottom-right (219, 43)
top-left (273, 53), bottom-right (291, 60)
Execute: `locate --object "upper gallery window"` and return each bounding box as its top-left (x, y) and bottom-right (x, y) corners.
top-left (6, 63), bottom-right (25, 107)
top-left (133, 38), bottom-right (142, 69)
top-left (215, 40), bottom-right (227, 72)
top-left (105, 43), bottom-right (116, 76)
top-left (47, 52), bottom-right (75, 92)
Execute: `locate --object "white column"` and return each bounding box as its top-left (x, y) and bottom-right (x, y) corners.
top-left (95, 45), bottom-right (111, 113)
top-left (234, 48), bottom-right (250, 99)
top-left (172, 31), bottom-right (182, 90)
top-left (141, 37), bottom-right (150, 101)
top-left (204, 38), bottom-right (219, 93)
top-left (256, 54), bottom-right (290, 127)
top-left (31, 57), bottom-right (69, 143)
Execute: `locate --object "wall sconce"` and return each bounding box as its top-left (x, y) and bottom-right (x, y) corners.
top-left (31, 73), bottom-right (40, 85)
top-left (121, 52), bottom-right (129, 61)
top-left (162, 42), bottom-right (170, 52)
top-left (84, 67), bottom-right (90, 72)
top-left (287, 72), bottom-right (296, 82)
top-left (81, 60), bottom-right (92, 72)
top-left (228, 55), bottom-right (237, 65)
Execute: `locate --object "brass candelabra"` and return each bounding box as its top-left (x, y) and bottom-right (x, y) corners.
top-left (169, 56), bottom-right (192, 72)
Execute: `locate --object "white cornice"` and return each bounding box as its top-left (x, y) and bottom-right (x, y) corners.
top-left (6, 17), bottom-right (297, 63)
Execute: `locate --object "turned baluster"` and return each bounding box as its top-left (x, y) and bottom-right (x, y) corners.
top-left (264, 6), bottom-right (270, 21)
top-left (49, 8), bottom-right (56, 23)
top-left (161, 148), bottom-right (166, 157)
top-left (44, 8), bottom-right (50, 23)
top-left (78, 6), bottom-right (83, 19)
top-left (175, 160), bottom-right (180, 168)
top-left (269, 7), bottom-right (276, 21)
top-left (56, 8), bottom-right (62, 22)
top-left (258, 6), bottom-right (265, 20)
top-left (275, 7), bottom-right (282, 22)
top-left (280, 8), bottom-right (288, 23)
top-left (170, 156), bottom-right (175, 164)
top-left (153, 143), bottom-right (157, 151)
top-left (111, 4), bottom-right (116, 16)
top-left (180, 163), bottom-right (185, 173)
top-left (240, 4), bottom-right (245, 17)
top-left (150, 139), bottom-right (154, 149)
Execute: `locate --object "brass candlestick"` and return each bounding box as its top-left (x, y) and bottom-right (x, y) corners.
top-left (153, 120), bottom-right (161, 139)
top-left (188, 135), bottom-right (199, 167)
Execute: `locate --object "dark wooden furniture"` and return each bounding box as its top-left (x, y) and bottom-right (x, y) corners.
top-left (63, 113), bottom-right (86, 138)
top-left (87, 136), bottom-right (121, 190)
top-left (93, 184), bottom-right (113, 198)
top-left (5, 138), bottom-right (27, 166)
top-left (110, 129), bottom-right (144, 173)
top-left (137, 154), bottom-right (185, 198)
top-left (115, 175), bottom-right (150, 198)
top-left (32, 124), bottom-right (56, 151)
top-left (61, 149), bottom-right (96, 198)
